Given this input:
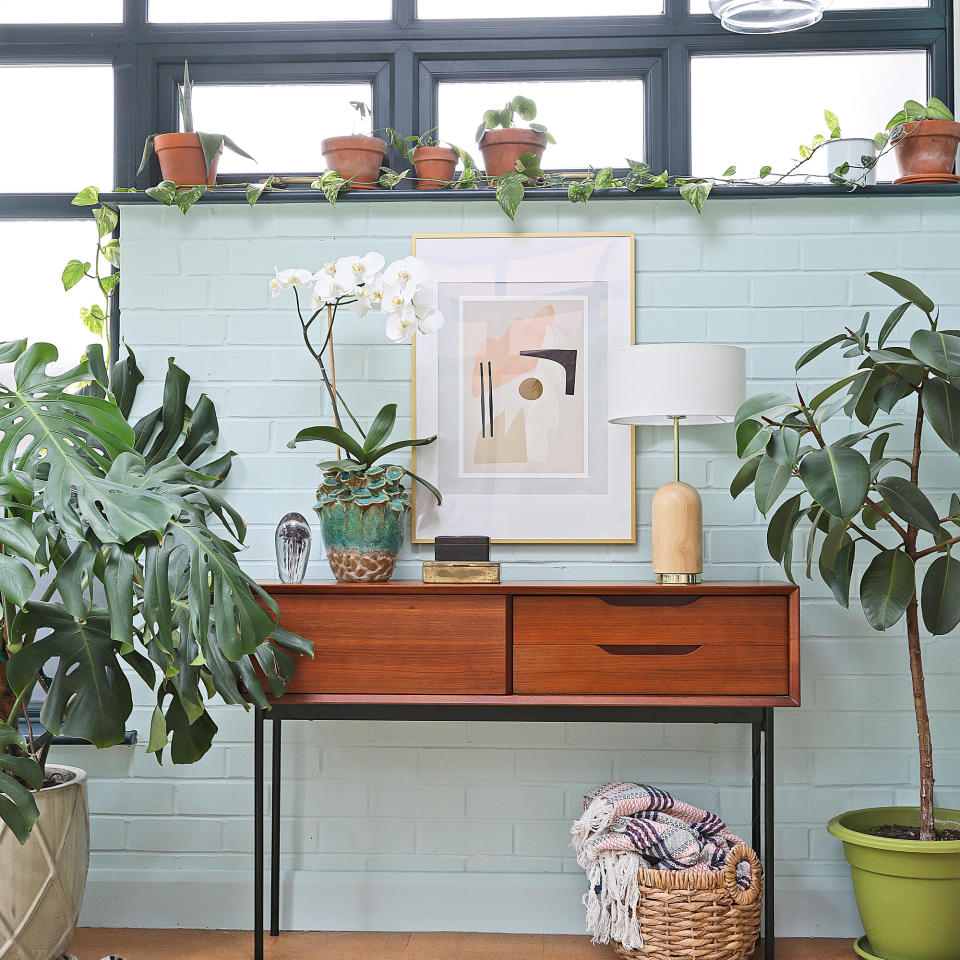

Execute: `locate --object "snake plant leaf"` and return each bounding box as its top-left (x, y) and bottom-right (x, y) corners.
top-left (875, 476), bottom-right (941, 535)
top-left (868, 272), bottom-right (935, 317)
top-left (922, 378), bottom-right (960, 453)
top-left (220, 134), bottom-right (256, 162)
top-left (0, 723), bottom-right (41, 845)
top-left (860, 548), bottom-right (916, 631)
top-left (921, 553), bottom-right (960, 635)
top-left (136, 134), bottom-right (158, 176)
top-left (363, 403), bottom-right (398, 455)
top-left (289, 425), bottom-right (365, 462)
top-left (910, 330), bottom-right (960, 378)
top-left (7, 602), bottom-right (131, 746)
top-left (179, 60), bottom-right (193, 132)
top-left (798, 445), bottom-right (870, 518)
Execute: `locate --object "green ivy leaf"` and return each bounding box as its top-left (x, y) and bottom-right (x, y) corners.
top-left (495, 174), bottom-right (525, 221)
top-left (145, 180), bottom-right (177, 205)
top-left (568, 180), bottom-right (595, 204)
top-left (722, 165), bottom-right (736, 177)
top-left (94, 205), bottom-right (119, 238)
top-left (61, 260), bottom-right (88, 292)
top-left (679, 180), bottom-right (711, 214)
top-left (101, 239), bottom-right (121, 268)
top-left (760, 165), bottom-right (772, 178)
top-left (72, 186), bottom-right (100, 206)
top-left (174, 185), bottom-right (206, 215)
top-left (246, 175), bottom-right (274, 207)
top-left (311, 171), bottom-right (349, 206)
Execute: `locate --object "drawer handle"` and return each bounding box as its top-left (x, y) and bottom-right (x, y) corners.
top-left (599, 596), bottom-right (701, 608)
top-left (597, 644), bottom-right (702, 656)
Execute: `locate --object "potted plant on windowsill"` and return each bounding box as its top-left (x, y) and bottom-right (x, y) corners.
top-left (275, 254), bottom-right (443, 582)
top-left (814, 109), bottom-right (881, 186)
top-left (138, 61), bottom-right (255, 186)
top-left (886, 97), bottom-right (960, 183)
top-left (386, 127), bottom-right (474, 190)
top-left (321, 101), bottom-right (388, 191)
top-left (475, 95), bottom-right (555, 179)
top-left (732, 271), bottom-right (960, 960)
top-left (0, 341), bottom-right (309, 960)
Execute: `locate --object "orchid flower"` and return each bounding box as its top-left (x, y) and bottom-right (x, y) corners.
top-left (411, 285), bottom-right (444, 335)
top-left (311, 272), bottom-right (353, 309)
top-left (351, 276), bottom-right (383, 318)
top-left (382, 256), bottom-right (429, 289)
top-left (270, 267), bottom-right (314, 298)
top-left (334, 252), bottom-right (385, 294)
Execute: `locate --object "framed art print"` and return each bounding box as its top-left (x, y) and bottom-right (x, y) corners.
top-left (411, 233), bottom-right (635, 544)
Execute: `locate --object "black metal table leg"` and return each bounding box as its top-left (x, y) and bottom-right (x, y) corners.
top-left (254, 708), bottom-right (264, 960)
top-left (271, 717), bottom-right (282, 937)
top-left (752, 719), bottom-right (762, 856)
top-left (764, 708), bottom-right (775, 960)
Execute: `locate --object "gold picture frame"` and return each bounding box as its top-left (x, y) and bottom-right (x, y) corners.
top-left (410, 232), bottom-right (636, 545)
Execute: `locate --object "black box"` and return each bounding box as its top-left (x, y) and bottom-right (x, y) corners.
top-left (433, 535), bottom-right (490, 562)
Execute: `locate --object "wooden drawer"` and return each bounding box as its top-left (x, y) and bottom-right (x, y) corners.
top-left (279, 595), bottom-right (507, 695)
top-left (513, 642), bottom-right (789, 696)
top-left (513, 594), bottom-right (789, 646)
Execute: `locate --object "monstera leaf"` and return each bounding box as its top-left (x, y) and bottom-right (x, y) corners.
top-left (0, 723), bottom-right (42, 844)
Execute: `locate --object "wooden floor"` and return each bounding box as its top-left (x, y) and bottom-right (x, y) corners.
top-left (68, 929), bottom-right (857, 960)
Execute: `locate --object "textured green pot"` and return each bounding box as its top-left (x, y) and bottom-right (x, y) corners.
top-left (315, 464), bottom-right (409, 582)
top-left (828, 807), bottom-right (960, 960)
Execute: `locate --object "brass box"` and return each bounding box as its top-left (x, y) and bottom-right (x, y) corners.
top-left (421, 561), bottom-right (501, 584)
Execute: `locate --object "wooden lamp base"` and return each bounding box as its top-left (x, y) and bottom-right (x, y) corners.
top-left (651, 480), bottom-right (703, 584)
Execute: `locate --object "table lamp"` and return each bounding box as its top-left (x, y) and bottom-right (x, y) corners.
top-left (608, 343), bottom-right (746, 584)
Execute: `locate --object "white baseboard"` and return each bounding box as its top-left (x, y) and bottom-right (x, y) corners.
top-left (79, 869), bottom-right (863, 938)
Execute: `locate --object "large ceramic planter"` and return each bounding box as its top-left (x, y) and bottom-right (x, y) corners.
top-left (315, 464), bottom-right (409, 582)
top-left (828, 806), bottom-right (960, 960)
top-left (321, 135), bottom-right (387, 190)
top-left (0, 766), bottom-right (89, 960)
top-left (154, 132), bottom-right (220, 186)
top-left (892, 119), bottom-right (960, 179)
top-left (479, 128), bottom-right (548, 179)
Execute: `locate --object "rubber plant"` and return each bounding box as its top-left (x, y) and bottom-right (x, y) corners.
top-left (0, 340), bottom-right (310, 843)
top-left (732, 271), bottom-right (960, 840)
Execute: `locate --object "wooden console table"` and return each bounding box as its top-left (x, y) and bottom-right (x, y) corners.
top-left (253, 581), bottom-right (800, 960)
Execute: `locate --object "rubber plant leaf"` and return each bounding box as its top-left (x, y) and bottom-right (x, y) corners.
top-left (860, 548), bottom-right (916, 631)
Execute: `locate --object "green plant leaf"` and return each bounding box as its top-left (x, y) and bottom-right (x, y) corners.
top-left (72, 186), bottom-right (100, 206)
top-left (910, 329), bottom-right (960, 377)
top-left (736, 420), bottom-right (767, 458)
top-left (734, 393), bottom-right (794, 429)
top-left (754, 454), bottom-right (792, 516)
top-left (679, 180), bottom-right (711, 214)
top-left (101, 238), bottom-right (120, 267)
top-left (94, 205), bottom-right (119, 238)
top-left (766, 427), bottom-right (801, 467)
top-left (759, 165), bottom-right (772, 178)
top-left (145, 180), bottom-right (177, 205)
top-left (219, 134), bottom-right (255, 163)
top-left (495, 174), bottom-right (525, 221)
top-left (404, 467), bottom-right (442, 505)
top-left (61, 260), bottom-right (88, 292)
top-left (366, 434), bottom-right (438, 462)
top-left (875, 476), bottom-right (941, 535)
top-left (922, 378), bottom-right (960, 453)
top-left (795, 334), bottom-right (849, 371)
top-left (288, 425), bottom-right (365, 462)
top-left (174, 185), bottom-right (207, 214)
top-left (767, 494), bottom-right (803, 565)
top-left (0, 722), bottom-right (41, 845)
top-left (921, 553), bottom-right (960, 635)
top-left (311, 171), bottom-right (348, 206)
top-left (137, 134), bottom-right (157, 176)
top-left (729, 455), bottom-right (761, 500)
top-left (363, 403), bottom-right (398, 455)
top-left (926, 96), bottom-right (954, 121)
top-left (511, 95), bottom-right (537, 121)
top-left (0, 552), bottom-right (35, 606)
top-left (568, 180), bottom-right (595, 204)
top-left (809, 370), bottom-right (870, 411)
top-left (246, 175), bottom-right (274, 207)
top-left (860, 548), bottom-right (916, 631)
top-left (798, 445), bottom-right (870, 518)
top-left (877, 302), bottom-right (911, 348)
top-left (828, 537), bottom-right (857, 607)
top-left (868, 271), bottom-right (935, 317)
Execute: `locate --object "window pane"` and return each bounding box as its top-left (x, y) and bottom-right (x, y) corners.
top-left (438, 80), bottom-right (644, 169)
top-left (149, 0), bottom-right (390, 21)
top-left (0, 222), bottom-right (106, 386)
top-left (691, 51), bottom-right (927, 182)
top-left (184, 84), bottom-right (373, 174)
top-left (420, 0), bottom-right (662, 16)
top-left (690, 0), bottom-right (926, 10)
top-left (0, 66), bottom-right (113, 191)
top-left (0, 0), bottom-right (122, 22)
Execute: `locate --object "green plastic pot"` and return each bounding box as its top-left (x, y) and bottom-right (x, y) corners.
top-left (828, 807), bottom-right (960, 960)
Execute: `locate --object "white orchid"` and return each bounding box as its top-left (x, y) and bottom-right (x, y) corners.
top-left (351, 276), bottom-right (383, 318)
top-left (314, 261), bottom-right (337, 280)
top-left (382, 256), bottom-right (429, 289)
top-left (334, 252), bottom-right (385, 293)
top-left (311, 272), bottom-right (353, 309)
top-left (270, 266), bottom-right (314, 297)
top-left (385, 310), bottom-right (415, 343)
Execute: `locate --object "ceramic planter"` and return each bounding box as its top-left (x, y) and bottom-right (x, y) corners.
top-left (825, 137), bottom-right (878, 185)
top-left (0, 766), bottom-right (89, 960)
top-left (321, 135), bottom-right (387, 190)
top-left (154, 132), bottom-right (220, 186)
top-left (892, 119), bottom-right (960, 179)
top-left (315, 464), bottom-right (409, 582)
top-left (478, 128), bottom-right (548, 179)
top-left (828, 806), bottom-right (960, 960)
top-left (413, 145), bottom-right (458, 190)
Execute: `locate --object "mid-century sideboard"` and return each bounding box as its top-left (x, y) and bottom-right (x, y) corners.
top-left (252, 580), bottom-right (800, 960)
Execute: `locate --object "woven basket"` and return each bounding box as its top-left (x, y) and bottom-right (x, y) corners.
top-left (612, 843), bottom-right (762, 960)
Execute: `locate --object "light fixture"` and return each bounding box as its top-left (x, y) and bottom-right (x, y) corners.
top-left (709, 0), bottom-right (830, 34)
top-left (608, 343), bottom-right (746, 585)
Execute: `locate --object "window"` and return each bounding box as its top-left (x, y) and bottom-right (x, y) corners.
top-left (439, 80), bottom-right (646, 169)
top-left (691, 51), bottom-right (928, 182)
top-left (690, 0), bottom-right (927, 9)
top-left (148, 0), bottom-right (391, 22)
top-left (0, 65), bottom-right (113, 192)
top-left (419, 0), bottom-right (663, 17)
top-left (185, 84), bottom-right (374, 174)
top-left (0, 1), bottom-right (122, 23)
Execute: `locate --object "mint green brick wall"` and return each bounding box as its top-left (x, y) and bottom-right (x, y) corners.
top-left (62, 195), bottom-right (960, 936)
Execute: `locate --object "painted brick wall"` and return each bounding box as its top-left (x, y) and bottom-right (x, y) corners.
top-left (62, 195), bottom-right (960, 936)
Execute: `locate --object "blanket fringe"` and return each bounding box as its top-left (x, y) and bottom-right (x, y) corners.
top-left (581, 851), bottom-right (642, 951)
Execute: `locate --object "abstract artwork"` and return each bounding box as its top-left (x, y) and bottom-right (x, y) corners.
top-left (412, 234), bottom-right (634, 543)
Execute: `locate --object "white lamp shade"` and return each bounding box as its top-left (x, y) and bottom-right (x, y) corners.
top-left (607, 343), bottom-right (746, 426)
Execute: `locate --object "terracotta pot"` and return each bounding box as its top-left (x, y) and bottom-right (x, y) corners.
top-left (154, 132), bottom-right (220, 186)
top-left (479, 128), bottom-right (548, 179)
top-left (321, 135), bottom-right (387, 190)
top-left (892, 119), bottom-right (960, 178)
top-left (413, 145), bottom-right (458, 190)
top-left (0, 766), bottom-right (89, 960)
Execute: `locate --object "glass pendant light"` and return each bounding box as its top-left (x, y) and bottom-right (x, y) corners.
top-left (709, 0), bottom-right (829, 33)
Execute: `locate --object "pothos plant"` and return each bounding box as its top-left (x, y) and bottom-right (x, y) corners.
top-left (732, 271), bottom-right (960, 841)
top-left (270, 255), bottom-right (444, 504)
top-left (0, 341), bottom-right (310, 844)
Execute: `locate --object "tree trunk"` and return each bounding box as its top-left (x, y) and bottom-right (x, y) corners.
top-left (906, 596), bottom-right (936, 840)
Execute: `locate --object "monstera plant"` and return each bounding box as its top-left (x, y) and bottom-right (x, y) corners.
top-left (733, 272), bottom-right (960, 958)
top-left (0, 339), bottom-right (310, 844)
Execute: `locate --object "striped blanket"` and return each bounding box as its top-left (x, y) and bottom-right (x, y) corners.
top-left (571, 782), bottom-right (749, 951)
